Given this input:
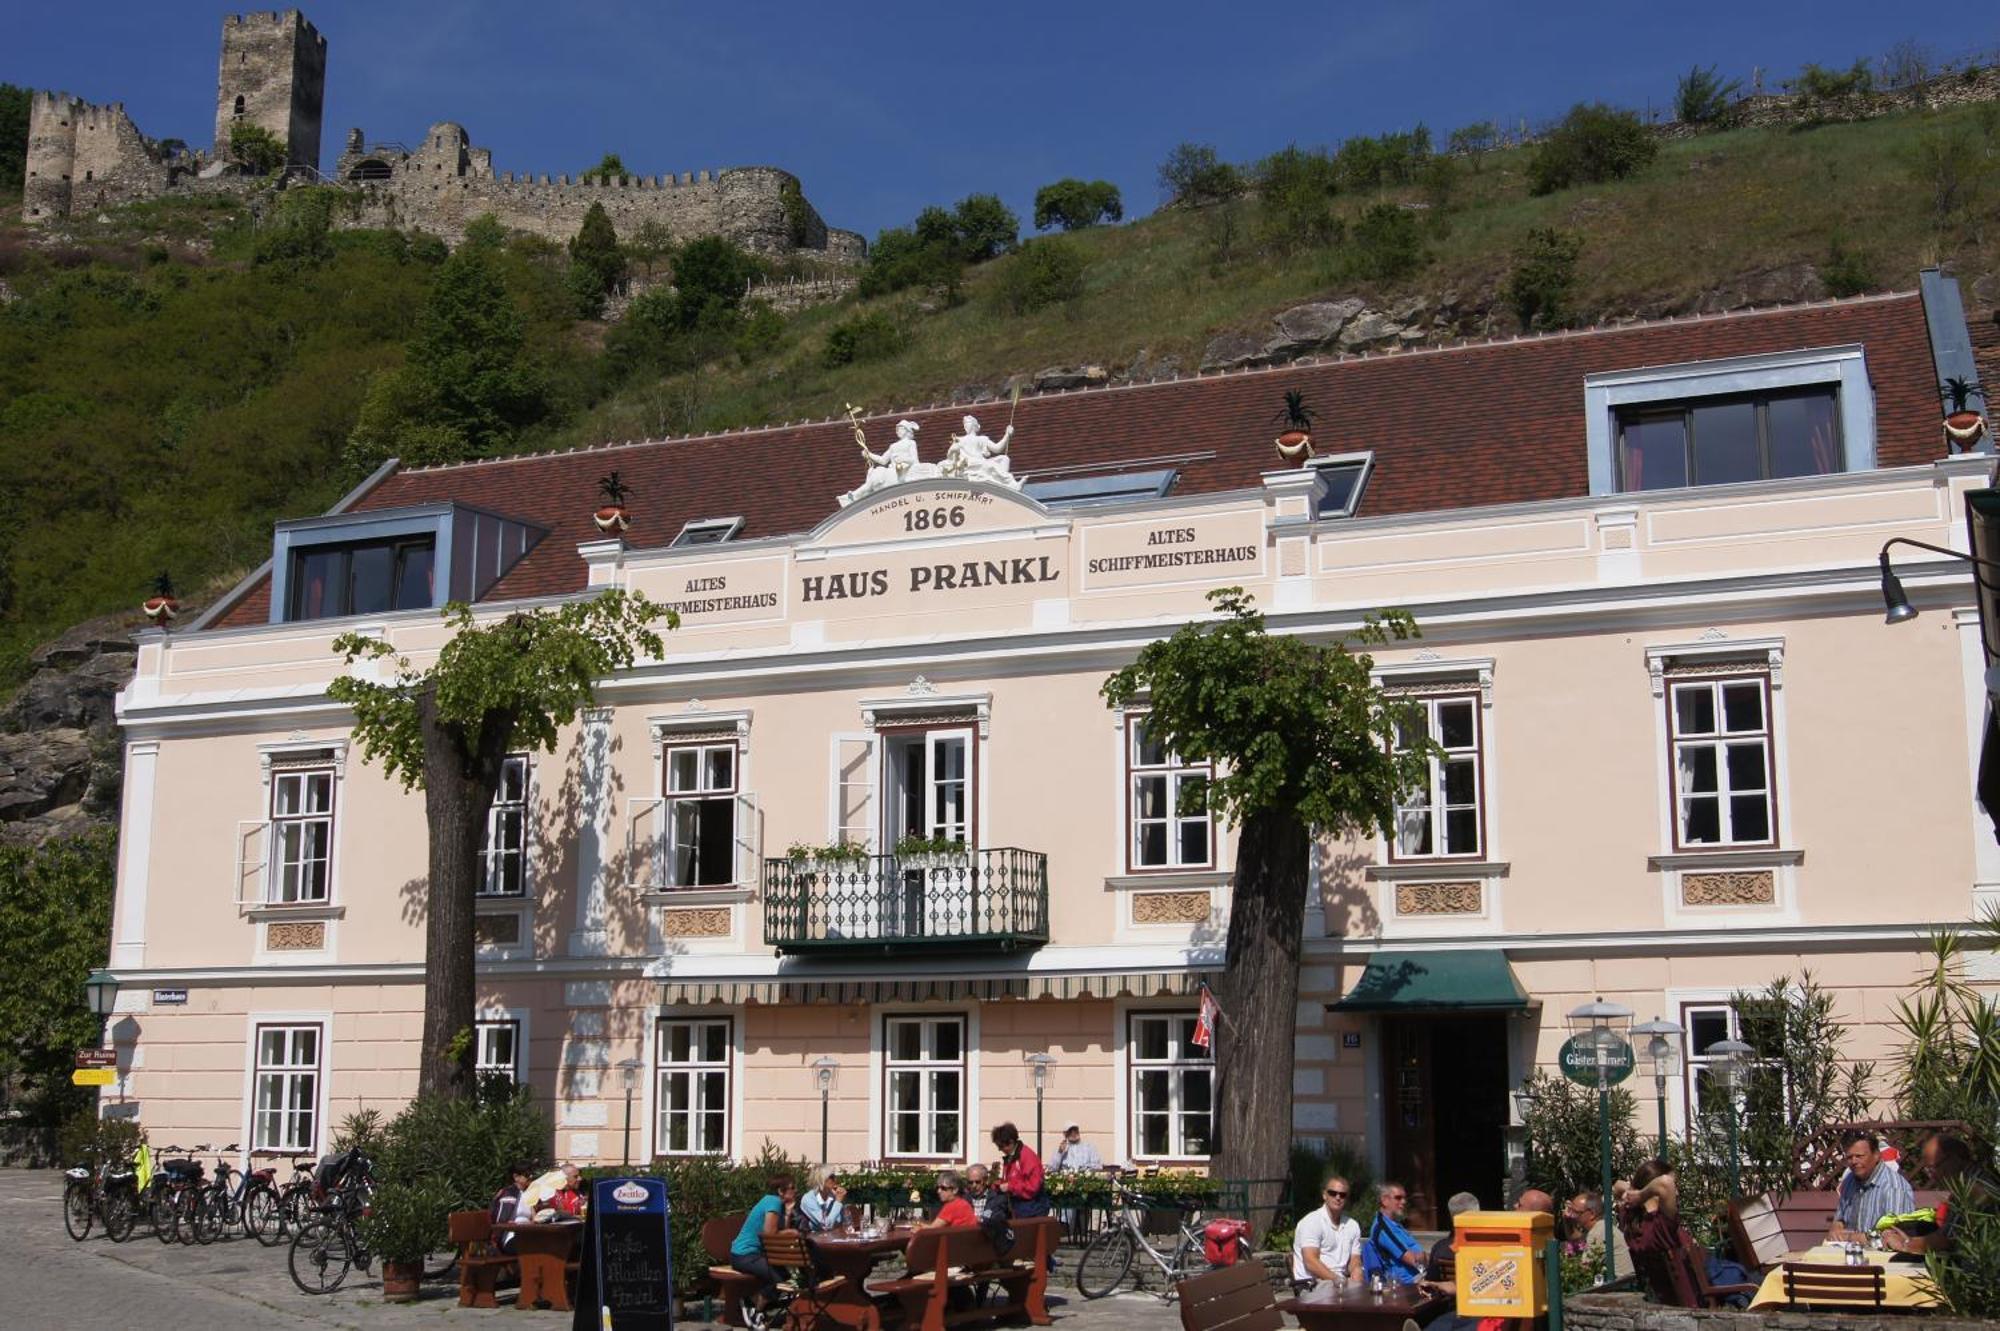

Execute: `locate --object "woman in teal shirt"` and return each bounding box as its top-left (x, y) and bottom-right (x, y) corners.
top-left (730, 1172), bottom-right (798, 1329)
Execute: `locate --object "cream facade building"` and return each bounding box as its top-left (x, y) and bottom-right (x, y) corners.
top-left (100, 277), bottom-right (1999, 1224)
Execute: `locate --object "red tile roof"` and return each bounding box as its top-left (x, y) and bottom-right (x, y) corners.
top-left (210, 292), bottom-right (1943, 629)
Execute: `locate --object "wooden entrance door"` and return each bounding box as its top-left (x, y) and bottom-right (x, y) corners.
top-left (1380, 1015), bottom-right (1510, 1230)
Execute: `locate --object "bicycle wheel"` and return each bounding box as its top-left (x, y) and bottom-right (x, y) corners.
top-left (174, 1189), bottom-right (200, 1245)
top-left (1076, 1227), bottom-right (1136, 1299)
top-left (289, 1215), bottom-right (354, 1295)
top-left (150, 1188), bottom-right (178, 1243)
top-left (62, 1182), bottom-right (95, 1241)
top-left (245, 1186), bottom-right (283, 1246)
top-left (102, 1188), bottom-right (138, 1243)
top-left (1173, 1234), bottom-right (1213, 1282)
top-left (280, 1182), bottom-right (312, 1234)
top-left (189, 1190), bottom-right (219, 1245)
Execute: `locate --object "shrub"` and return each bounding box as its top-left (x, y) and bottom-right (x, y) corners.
top-left (779, 178), bottom-right (813, 248)
top-left (1792, 60), bottom-right (1875, 100)
top-left (57, 1107), bottom-right (144, 1171)
top-left (1878, 39), bottom-right (1933, 91)
top-left (1158, 142), bottom-right (1245, 206)
top-left (1447, 120), bottom-right (1498, 158)
top-left (858, 224), bottom-right (962, 300)
top-left (1821, 236), bottom-right (1875, 297)
top-left (373, 1083), bottom-right (554, 1212)
top-left (252, 186), bottom-right (352, 268)
top-left (1908, 121), bottom-right (1989, 227)
top-left (1518, 1069), bottom-right (1647, 1200)
top-left (822, 310), bottom-right (907, 366)
top-left (1926, 1175), bottom-right (2000, 1315)
top-left (1527, 104), bottom-right (1657, 194)
top-left (361, 1177), bottom-right (454, 1263)
top-left (229, 121), bottom-right (286, 175)
top-left (1332, 126), bottom-right (1431, 191)
top-left (1674, 65), bottom-right (1741, 125)
top-left (1033, 178), bottom-right (1123, 231)
top-left (1340, 203), bottom-right (1427, 282)
top-left (567, 201), bottom-right (627, 318)
top-left (735, 304), bottom-right (787, 362)
top-left (0, 82), bottom-right (26, 201)
top-left (1253, 146), bottom-right (1341, 253)
top-left (579, 153), bottom-right (628, 184)
top-left (1504, 227), bottom-right (1584, 329)
top-left (1286, 1137), bottom-right (1376, 1236)
top-left (992, 236), bottom-right (1090, 314)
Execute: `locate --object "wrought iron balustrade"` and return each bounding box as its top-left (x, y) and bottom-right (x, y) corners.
top-left (762, 848), bottom-right (1049, 953)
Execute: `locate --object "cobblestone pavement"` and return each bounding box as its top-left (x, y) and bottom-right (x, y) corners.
top-left (3, 1170), bottom-right (1188, 1331)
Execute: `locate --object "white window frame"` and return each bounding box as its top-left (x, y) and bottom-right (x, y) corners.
top-left (268, 765), bottom-right (334, 904)
top-left (655, 1017), bottom-right (732, 1157)
top-left (479, 754), bottom-right (530, 897)
top-left (1678, 997), bottom-right (1792, 1133)
top-left (1128, 1010), bottom-right (1214, 1162)
top-left (670, 517), bottom-right (744, 548)
top-left (1390, 693), bottom-right (1485, 860)
top-left (1667, 675), bottom-right (1777, 850)
top-left (250, 1022), bottom-right (323, 1154)
top-left (1307, 451), bottom-right (1375, 519)
top-left (1125, 714), bottom-right (1213, 873)
top-left (883, 1014), bottom-right (968, 1160)
top-left (474, 1018), bottom-right (521, 1083)
top-left (1584, 345), bottom-right (1876, 496)
top-left (882, 728), bottom-right (974, 847)
top-left (665, 741), bottom-right (739, 888)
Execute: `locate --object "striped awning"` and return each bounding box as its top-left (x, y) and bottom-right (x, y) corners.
top-left (661, 970), bottom-right (1214, 1006)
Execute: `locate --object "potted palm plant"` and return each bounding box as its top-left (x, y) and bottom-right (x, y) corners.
top-left (141, 571), bottom-right (180, 626)
top-left (360, 1179), bottom-right (449, 1303)
top-left (1273, 389), bottom-right (1318, 464)
top-left (594, 470), bottom-right (632, 533)
top-left (1942, 377), bottom-right (1988, 451)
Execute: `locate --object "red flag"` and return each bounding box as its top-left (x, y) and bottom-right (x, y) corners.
top-left (1193, 982), bottom-right (1220, 1049)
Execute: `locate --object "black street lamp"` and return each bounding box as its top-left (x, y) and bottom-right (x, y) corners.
top-left (1876, 537), bottom-right (2000, 631)
top-left (618, 1057), bottom-right (642, 1169)
top-left (84, 968), bottom-right (119, 1021)
top-left (1630, 1016), bottom-right (1684, 1157)
top-left (1708, 1039), bottom-right (1756, 1199)
top-left (813, 1056), bottom-right (839, 1165)
top-left (1025, 1053), bottom-right (1056, 1161)
top-left (1566, 997), bottom-right (1632, 1282)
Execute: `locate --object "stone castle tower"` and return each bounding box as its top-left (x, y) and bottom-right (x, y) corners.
top-left (212, 10), bottom-right (326, 171)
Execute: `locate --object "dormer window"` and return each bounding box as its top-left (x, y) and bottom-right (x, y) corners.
top-left (671, 517), bottom-right (743, 548)
top-left (268, 502), bottom-right (544, 625)
top-left (288, 537), bottom-right (436, 620)
top-left (1617, 387), bottom-right (1841, 491)
top-left (1308, 452), bottom-right (1374, 518)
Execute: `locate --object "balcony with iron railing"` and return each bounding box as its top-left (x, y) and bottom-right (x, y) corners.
top-left (762, 848), bottom-right (1049, 954)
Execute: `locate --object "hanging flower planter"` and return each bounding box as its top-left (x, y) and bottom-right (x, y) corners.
top-left (594, 469), bottom-right (632, 532)
top-left (1272, 388), bottom-right (1318, 464)
top-left (1941, 377), bottom-right (1988, 453)
top-left (141, 571), bottom-right (179, 626)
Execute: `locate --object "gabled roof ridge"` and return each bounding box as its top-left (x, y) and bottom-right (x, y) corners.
top-left (397, 288), bottom-right (1920, 478)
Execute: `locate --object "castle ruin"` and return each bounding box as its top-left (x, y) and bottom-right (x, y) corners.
top-left (24, 9), bottom-right (863, 263)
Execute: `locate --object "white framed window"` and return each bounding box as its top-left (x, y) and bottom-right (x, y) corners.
top-left (475, 1019), bottom-right (520, 1083)
top-left (1129, 1012), bottom-right (1212, 1160)
top-left (252, 1024), bottom-right (321, 1153)
top-left (884, 1015), bottom-right (965, 1159)
top-left (1391, 694), bottom-right (1483, 859)
top-left (1667, 676), bottom-right (1775, 849)
top-left (671, 517), bottom-right (744, 547)
top-left (655, 1018), bottom-right (731, 1156)
top-left (1126, 716), bottom-right (1211, 871)
top-left (1616, 387), bottom-right (1842, 492)
top-left (479, 755), bottom-right (529, 897)
top-left (1309, 451), bottom-right (1374, 518)
top-left (883, 729), bottom-right (972, 847)
top-left (1680, 1000), bottom-right (1788, 1128)
top-left (666, 742), bottom-right (737, 887)
top-left (269, 766), bottom-right (334, 903)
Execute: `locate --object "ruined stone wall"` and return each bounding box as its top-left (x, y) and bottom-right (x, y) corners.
top-left (213, 10), bottom-right (326, 170)
top-left (23, 93), bottom-right (174, 223)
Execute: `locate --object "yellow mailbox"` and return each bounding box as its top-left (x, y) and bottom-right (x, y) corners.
top-left (1452, 1210), bottom-right (1555, 1319)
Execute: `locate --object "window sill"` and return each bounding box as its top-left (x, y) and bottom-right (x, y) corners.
top-left (242, 903), bottom-right (345, 922)
top-left (1647, 848), bottom-right (1802, 871)
top-left (641, 887), bottom-right (755, 907)
top-left (1103, 871), bottom-right (1230, 892)
top-left (1366, 861), bottom-right (1510, 881)
top-left (475, 896), bottom-right (529, 910)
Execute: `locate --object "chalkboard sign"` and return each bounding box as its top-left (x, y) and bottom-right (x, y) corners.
top-left (572, 1176), bottom-right (673, 1331)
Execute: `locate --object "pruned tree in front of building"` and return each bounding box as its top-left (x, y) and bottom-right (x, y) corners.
top-left (328, 592), bottom-right (674, 1097)
top-left (1101, 589), bottom-right (1432, 1191)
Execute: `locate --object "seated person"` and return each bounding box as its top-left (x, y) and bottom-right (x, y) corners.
top-left (1831, 1129), bottom-right (1916, 1244)
top-left (1424, 1191), bottom-right (1482, 1289)
top-left (547, 1162), bottom-right (584, 1218)
top-left (1566, 1189), bottom-right (1631, 1281)
top-left (965, 1164), bottom-right (1013, 1230)
top-left (1293, 1173), bottom-right (1363, 1291)
top-left (1363, 1181), bottom-right (1427, 1285)
top-left (923, 1170), bottom-right (977, 1229)
top-left (731, 1172), bottom-right (799, 1330)
top-left (797, 1165), bottom-right (847, 1232)
top-left (489, 1160), bottom-right (532, 1253)
top-left (1884, 1133), bottom-right (1991, 1258)
top-left (1619, 1159), bottom-right (1753, 1308)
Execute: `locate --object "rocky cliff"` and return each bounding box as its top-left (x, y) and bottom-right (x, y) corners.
top-left (0, 616), bottom-right (137, 844)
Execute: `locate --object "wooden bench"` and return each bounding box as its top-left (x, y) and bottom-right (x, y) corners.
top-left (1177, 1260), bottom-right (1284, 1331)
top-left (705, 1213), bottom-right (762, 1328)
top-left (870, 1217), bottom-right (1059, 1331)
top-left (448, 1208), bottom-right (516, 1309)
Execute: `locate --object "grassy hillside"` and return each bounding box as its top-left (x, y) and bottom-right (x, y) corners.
top-left (0, 101), bottom-right (1995, 687)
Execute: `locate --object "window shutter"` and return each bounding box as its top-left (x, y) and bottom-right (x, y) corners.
top-left (831, 734), bottom-right (877, 851)
top-left (235, 819), bottom-right (268, 908)
top-left (625, 796), bottom-right (664, 890)
top-left (735, 792), bottom-right (762, 888)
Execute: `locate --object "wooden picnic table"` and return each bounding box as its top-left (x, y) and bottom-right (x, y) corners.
top-left (491, 1218), bottom-right (583, 1311)
top-left (1280, 1280), bottom-right (1451, 1331)
top-left (805, 1226), bottom-right (921, 1331)
top-left (1747, 1246), bottom-right (1940, 1311)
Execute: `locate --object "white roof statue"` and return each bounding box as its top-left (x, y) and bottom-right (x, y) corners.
top-left (839, 406), bottom-right (939, 508)
top-left (940, 414), bottom-right (1021, 491)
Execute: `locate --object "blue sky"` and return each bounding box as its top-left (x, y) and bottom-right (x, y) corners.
top-left (9, 2), bottom-right (1997, 240)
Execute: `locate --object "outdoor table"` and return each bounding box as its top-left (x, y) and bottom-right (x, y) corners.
top-left (1280, 1280), bottom-right (1451, 1331)
top-left (491, 1218), bottom-right (583, 1312)
top-left (808, 1226), bottom-right (922, 1330)
top-left (1747, 1245), bottom-right (1941, 1311)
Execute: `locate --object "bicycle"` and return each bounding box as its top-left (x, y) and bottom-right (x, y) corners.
top-left (62, 1154), bottom-right (140, 1243)
top-left (1074, 1176), bottom-right (1247, 1299)
top-left (193, 1144), bottom-right (284, 1245)
top-left (286, 1148), bottom-right (376, 1295)
top-left (145, 1145), bottom-right (209, 1244)
top-left (277, 1156), bottom-right (317, 1234)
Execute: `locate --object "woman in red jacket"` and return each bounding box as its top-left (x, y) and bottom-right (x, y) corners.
top-left (992, 1122), bottom-right (1050, 1218)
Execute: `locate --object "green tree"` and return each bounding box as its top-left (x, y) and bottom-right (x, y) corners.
top-left (1033, 178), bottom-right (1123, 231)
top-left (0, 83), bottom-right (29, 200)
top-left (822, 310), bottom-right (907, 366)
top-left (229, 121), bottom-right (287, 174)
top-left (1158, 142), bottom-right (1245, 206)
top-left (779, 178), bottom-right (814, 247)
top-left (1447, 120), bottom-right (1499, 159)
top-left (0, 833), bottom-right (116, 1158)
top-left (328, 592), bottom-right (673, 1097)
top-left (950, 193), bottom-right (1019, 261)
top-left (581, 152), bottom-right (628, 183)
top-left (1254, 146), bottom-right (1341, 254)
top-left (1342, 202), bottom-right (1427, 281)
top-left (1505, 227), bottom-right (1585, 330)
top-left (992, 235), bottom-right (1090, 314)
top-left (625, 220), bottom-right (677, 279)
top-left (1890, 929), bottom-right (2000, 1146)
top-left (566, 201), bottom-right (627, 317)
top-left (1101, 590), bottom-right (1431, 1188)
top-left (1526, 103), bottom-right (1658, 195)
top-left (1674, 65), bottom-right (1742, 125)
top-left (1517, 1069), bottom-right (1647, 1200)
top-left (672, 235), bottom-right (761, 318)
top-left (858, 223), bottom-right (962, 300)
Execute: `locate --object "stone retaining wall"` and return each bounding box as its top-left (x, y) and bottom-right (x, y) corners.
top-left (1566, 1290), bottom-right (1986, 1331)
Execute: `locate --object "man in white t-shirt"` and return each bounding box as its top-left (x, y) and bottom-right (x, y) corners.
top-left (1292, 1173), bottom-right (1363, 1288)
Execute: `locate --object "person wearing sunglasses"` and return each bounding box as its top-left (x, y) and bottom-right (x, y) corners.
top-left (922, 1170), bottom-right (977, 1229)
top-left (1292, 1174), bottom-right (1363, 1290)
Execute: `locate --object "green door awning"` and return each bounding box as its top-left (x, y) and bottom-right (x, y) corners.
top-left (1328, 949), bottom-right (1535, 1013)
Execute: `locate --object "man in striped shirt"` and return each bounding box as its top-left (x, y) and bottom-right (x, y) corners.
top-left (1831, 1130), bottom-right (1914, 1242)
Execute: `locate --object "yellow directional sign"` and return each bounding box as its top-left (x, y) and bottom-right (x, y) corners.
top-left (71, 1068), bottom-right (116, 1087)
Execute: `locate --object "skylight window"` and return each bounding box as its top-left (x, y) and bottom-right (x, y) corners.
top-left (1021, 468), bottom-right (1179, 508)
top-left (1308, 452), bottom-right (1373, 518)
top-left (671, 517), bottom-right (744, 548)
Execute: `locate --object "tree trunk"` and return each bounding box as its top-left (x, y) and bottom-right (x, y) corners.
top-left (1213, 805), bottom-right (1312, 1201)
top-left (415, 689), bottom-right (515, 1099)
